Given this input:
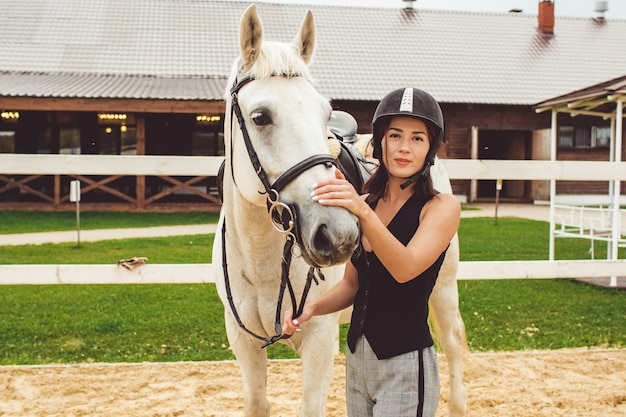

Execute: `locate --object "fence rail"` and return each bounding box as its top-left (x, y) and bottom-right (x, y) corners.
top-left (1, 155), bottom-right (624, 284)
top-left (1, 259), bottom-right (625, 285)
top-left (1, 154), bottom-right (625, 180)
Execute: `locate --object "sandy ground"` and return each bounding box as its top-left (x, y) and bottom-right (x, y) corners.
top-left (1, 347), bottom-right (625, 417)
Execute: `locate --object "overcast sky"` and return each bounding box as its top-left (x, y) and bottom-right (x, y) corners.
top-left (237, 0), bottom-right (625, 19)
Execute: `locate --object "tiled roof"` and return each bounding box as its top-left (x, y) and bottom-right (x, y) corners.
top-left (1, 0), bottom-right (626, 105)
top-left (535, 74), bottom-right (626, 117)
top-left (0, 72), bottom-right (226, 100)
top-left (536, 74), bottom-right (626, 108)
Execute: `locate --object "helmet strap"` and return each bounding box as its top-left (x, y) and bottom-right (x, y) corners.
top-left (399, 161), bottom-right (431, 190)
top-left (400, 175), bottom-right (417, 190)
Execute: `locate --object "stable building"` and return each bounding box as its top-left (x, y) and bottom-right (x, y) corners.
top-left (1, 0), bottom-right (625, 210)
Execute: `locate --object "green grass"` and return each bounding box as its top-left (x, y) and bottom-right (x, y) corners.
top-left (459, 279), bottom-right (624, 351)
top-left (458, 217), bottom-right (625, 260)
top-left (1, 279), bottom-right (623, 365)
top-left (1, 212), bottom-right (624, 364)
top-left (1, 284), bottom-right (233, 364)
top-left (2, 216), bottom-right (622, 265)
top-left (0, 210), bottom-right (220, 234)
top-left (0, 235), bottom-right (213, 264)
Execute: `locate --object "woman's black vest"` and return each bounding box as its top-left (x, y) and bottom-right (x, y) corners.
top-left (347, 193), bottom-right (447, 360)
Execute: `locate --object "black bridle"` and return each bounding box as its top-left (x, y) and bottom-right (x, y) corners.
top-left (222, 74), bottom-right (337, 348)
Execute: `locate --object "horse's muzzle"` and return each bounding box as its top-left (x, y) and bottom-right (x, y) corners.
top-left (303, 219), bottom-right (359, 267)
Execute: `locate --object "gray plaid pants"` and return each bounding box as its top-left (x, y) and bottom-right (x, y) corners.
top-left (346, 336), bottom-right (440, 417)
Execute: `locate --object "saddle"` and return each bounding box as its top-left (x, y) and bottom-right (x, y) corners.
top-left (327, 110), bottom-right (377, 193)
top-left (328, 138), bottom-right (376, 193)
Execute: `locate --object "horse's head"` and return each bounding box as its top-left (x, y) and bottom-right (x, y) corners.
top-left (223, 5), bottom-right (359, 267)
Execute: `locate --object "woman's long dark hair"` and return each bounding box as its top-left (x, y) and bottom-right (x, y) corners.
top-left (363, 118), bottom-right (440, 203)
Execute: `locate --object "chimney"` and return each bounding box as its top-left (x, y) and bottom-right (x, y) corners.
top-left (538, 0), bottom-right (555, 34)
top-left (594, 1), bottom-right (609, 19)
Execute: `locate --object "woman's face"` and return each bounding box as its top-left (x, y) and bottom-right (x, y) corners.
top-left (381, 116), bottom-right (431, 181)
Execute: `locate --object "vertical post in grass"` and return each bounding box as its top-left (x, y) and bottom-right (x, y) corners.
top-left (494, 179), bottom-right (502, 225)
top-left (70, 180), bottom-right (81, 247)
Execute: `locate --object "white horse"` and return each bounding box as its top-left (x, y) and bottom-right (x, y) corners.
top-left (429, 157), bottom-right (468, 417)
top-left (214, 5), bottom-right (467, 416)
top-left (213, 5), bottom-right (360, 416)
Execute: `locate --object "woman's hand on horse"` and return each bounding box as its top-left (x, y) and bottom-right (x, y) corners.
top-left (311, 169), bottom-right (368, 217)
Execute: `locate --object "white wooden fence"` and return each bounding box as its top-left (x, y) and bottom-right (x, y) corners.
top-left (553, 204), bottom-right (626, 260)
top-left (0, 260), bottom-right (624, 285)
top-left (1, 154), bottom-right (625, 284)
top-left (1, 154), bottom-right (624, 180)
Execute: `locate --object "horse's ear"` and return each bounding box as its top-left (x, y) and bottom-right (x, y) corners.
top-left (239, 4), bottom-right (263, 68)
top-left (294, 10), bottom-right (315, 64)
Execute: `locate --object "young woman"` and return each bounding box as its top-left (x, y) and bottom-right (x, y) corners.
top-left (283, 87), bottom-right (460, 417)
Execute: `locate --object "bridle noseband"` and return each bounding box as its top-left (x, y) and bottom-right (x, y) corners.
top-left (223, 74), bottom-right (337, 348)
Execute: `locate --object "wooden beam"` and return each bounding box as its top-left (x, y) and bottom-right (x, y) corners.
top-left (144, 176), bottom-right (210, 205)
top-left (136, 176), bottom-right (146, 210)
top-left (0, 155), bottom-right (225, 176)
top-left (69, 175), bottom-right (136, 204)
top-left (54, 175), bottom-right (60, 206)
top-left (135, 113), bottom-right (146, 155)
top-left (135, 113), bottom-right (146, 209)
top-left (0, 97), bottom-right (226, 114)
top-left (0, 175), bottom-right (54, 202)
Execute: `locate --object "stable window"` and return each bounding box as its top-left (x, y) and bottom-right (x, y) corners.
top-left (97, 113), bottom-right (137, 155)
top-left (0, 131), bottom-right (15, 153)
top-left (558, 126), bottom-right (574, 148)
top-left (594, 126), bottom-right (611, 148)
top-left (574, 127), bottom-right (592, 148)
top-left (0, 110), bottom-right (18, 153)
top-left (193, 114), bottom-right (225, 156)
top-left (60, 128), bottom-right (81, 154)
top-left (558, 126), bottom-right (611, 149)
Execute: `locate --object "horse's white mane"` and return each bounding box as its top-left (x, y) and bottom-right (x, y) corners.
top-left (225, 41), bottom-right (314, 99)
top-left (249, 40), bottom-right (313, 80)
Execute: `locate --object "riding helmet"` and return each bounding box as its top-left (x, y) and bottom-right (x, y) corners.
top-left (371, 87), bottom-right (444, 179)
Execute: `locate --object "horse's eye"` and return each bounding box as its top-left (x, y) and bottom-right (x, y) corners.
top-left (251, 111), bottom-right (272, 126)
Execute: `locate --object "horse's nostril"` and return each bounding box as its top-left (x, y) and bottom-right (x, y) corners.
top-left (313, 224), bottom-right (332, 253)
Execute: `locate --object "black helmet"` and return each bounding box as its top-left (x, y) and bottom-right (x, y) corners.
top-left (371, 88), bottom-right (444, 185)
top-left (328, 110), bottom-right (358, 143)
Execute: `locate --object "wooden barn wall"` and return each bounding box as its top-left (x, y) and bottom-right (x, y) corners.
top-left (334, 101), bottom-right (554, 197)
top-left (441, 103), bottom-right (551, 132)
top-left (333, 100), bottom-right (553, 148)
top-left (555, 118), bottom-right (625, 195)
top-left (332, 100), bottom-right (625, 198)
